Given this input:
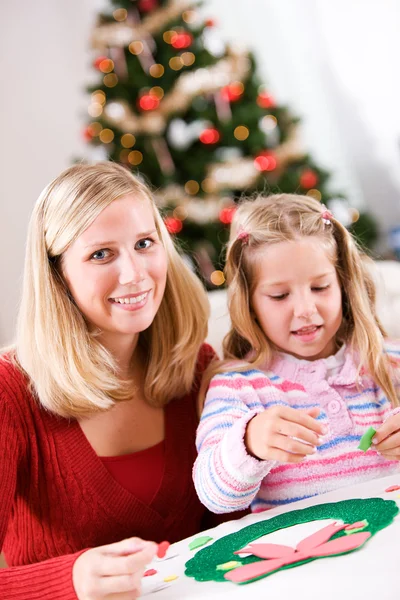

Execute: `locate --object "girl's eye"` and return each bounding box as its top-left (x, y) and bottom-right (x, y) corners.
top-left (269, 293), bottom-right (288, 301)
top-left (312, 285), bottom-right (330, 292)
top-left (90, 249), bottom-right (111, 261)
top-left (135, 238), bottom-right (153, 250)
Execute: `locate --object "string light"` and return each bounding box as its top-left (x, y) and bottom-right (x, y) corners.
top-left (182, 10), bottom-right (197, 23)
top-left (88, 122), bottom-right (102, 136)
top-left (254, 151), bottom-right (277, 171)
top-left (138, 93), bottom-right (160, 111)
top-left (99, 129), bottom-right (115, 143)
top-left (163, 31), bottom-right (175, 44)
top-left (199, 128), bottom-right (220, 144)
top-left (234, 125), bottom-right (249, 141)
top-left (93, 56), bottom-right (108, 69)
top-left (119, 149), bottom-right (130, 162)
top-left (221, 81), bottom-right (244, 102)
top-left (299, 169), bottom-right (318, 189)
top-left (181, 52), bottom-right (195, 66)
top-left (201, 178), bottom-right (217, 193)
top-left (91, 90), bottom-right (106, 105)
top-left (150, 86), bottom-right (164, 99)
top-left (169, 57), bottom-right (183, 71)
top-left (257, 88), bottom-right (275, 109)
top-left (164, 216), bottom-right (183, 234)
top-left (113, 8), bottom-right (127, 21)
top-left (210, 270), bottom-right (225, 286)
top-left (149, 63), bottom-right (165, 78)
top-left (103, 73), bottom-right (118, 87)
top-left (173, 206), bottom-right (188, 220)
top-left (306, 189), bottom-right (322, 201)
top-left (351, 208), bottom-right (360, 223)
top-left (260, 115), bottom-right (277, 131)
top-left (219, 206), bottom-right (236, 224)
top-left (184, 180), bottom-right (200, 195)
top-left (129, 41), bottom-right (144, 55)
top-left (88, 103), bottom-right (103, 118)
top-left (121, 133), bottom-right (136, 148)
top-left (128, 150), bottom-right (143, 165)
top-left (98, 59), bottom-right (114, 74)
top-left (171, 31), bottom-right (193, 49)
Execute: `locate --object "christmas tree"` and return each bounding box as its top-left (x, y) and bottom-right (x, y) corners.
top-left (83, 0), bottom-right (376, 288)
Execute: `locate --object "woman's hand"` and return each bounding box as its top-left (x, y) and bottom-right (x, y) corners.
top-left (72, 537), bottom-right (157, 600)
top-left (245, 406), bottom-right (326, 462)
top-left (372, 412), bottom-right (400, 460)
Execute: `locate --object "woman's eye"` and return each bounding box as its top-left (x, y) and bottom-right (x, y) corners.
top-left (90, 249), bottom-right (111, 261)
top-left (135, 238), bottom-right (153, 250)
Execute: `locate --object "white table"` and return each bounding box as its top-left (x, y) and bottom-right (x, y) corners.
top-left (142, 473), bottom-right (400, 600)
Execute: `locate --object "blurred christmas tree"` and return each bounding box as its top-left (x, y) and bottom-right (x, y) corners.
top-left (83, 0), bottom-right (377, 288)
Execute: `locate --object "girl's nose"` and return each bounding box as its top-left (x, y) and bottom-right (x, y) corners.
top-left (293, 295), bottom-right (317, 320)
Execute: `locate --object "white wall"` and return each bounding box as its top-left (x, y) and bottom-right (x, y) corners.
top-left (1, 0), bottom-right (400, 344)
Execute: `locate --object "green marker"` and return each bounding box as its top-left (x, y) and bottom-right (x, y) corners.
top-left (358, 426), bottom-right (376, 452)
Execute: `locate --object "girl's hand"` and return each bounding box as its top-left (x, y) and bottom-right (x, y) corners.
top-left (72, 537), bottom-right (157, 600)
top-left (372, 412), bottom-right (400, 461)
top-left (245, 406), bottom-right (326, 462)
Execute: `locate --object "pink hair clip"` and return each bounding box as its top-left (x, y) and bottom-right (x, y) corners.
top-left (321, 205), bottom-right (333, 225)
top-left (237, 226), bottom-right (250, 245)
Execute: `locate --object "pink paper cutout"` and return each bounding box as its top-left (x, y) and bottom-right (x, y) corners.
top-left (344, 521), bottom-right (367, 531)
top-left (144, 568), bottom-right (157, 577)
top-left (296, 522), bottom-right (347, 553)
top-left (234, 543), bottom-right (294, 559)
top-left (385, 485), bottom-right (400, 493)
top-left (225, 521), bottom-right (371, 583)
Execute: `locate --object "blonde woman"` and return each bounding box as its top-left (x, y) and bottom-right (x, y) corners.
top-left (194, 194), bottom-right (400, 514)
top-left (0, 162), bottom-right (215, 599)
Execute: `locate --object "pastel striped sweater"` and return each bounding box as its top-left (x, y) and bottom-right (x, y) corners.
top-left (194, 342), bottom-right (400, 513)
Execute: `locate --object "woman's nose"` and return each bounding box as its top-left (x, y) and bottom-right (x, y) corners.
top-left (118, 254), bottom-right (146, 286)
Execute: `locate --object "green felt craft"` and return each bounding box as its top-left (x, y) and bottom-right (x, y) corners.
top-left (185, 498), bottom-right (398, 584)
top-left (358, 427), bottom-right (376, 451)
top-left (189, 535), bottom-right (213, 550)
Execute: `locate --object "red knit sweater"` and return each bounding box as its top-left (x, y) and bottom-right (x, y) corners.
top-left (0, 344), bottom-right (216, 599)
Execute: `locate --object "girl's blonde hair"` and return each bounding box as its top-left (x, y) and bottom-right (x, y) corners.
top-left (11, 162), bottom-right (209, 418)
top-left (210, 193), bottom-right (399, 406)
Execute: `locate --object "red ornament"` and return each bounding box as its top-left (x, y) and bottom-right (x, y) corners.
top-left (164, 217), bottom-right (183, 234)
top-left (256, 92), bottom-right (275, 109)
top-left (299, 169), bottom-right (319, 189)
top-left (138, 0), bottom-right (158, 12)
top-left (205, 18), bottom-right (216, 27)
top-left (138, 93), bottom-right (160, 111)
top-left (219, 206), bottom-right (237, 224)
top-left (82, 126), bottom-right (94, 141)
top-left (93, 56), bottom-right (108, 70)
top-left (221, 83), bottom-right (243, 103)
top-left (199, 128), bottom-right (220, 144)
top-left (171, 31), bottom-right (193, 49)
top-left (254, 151), bottom-right (277, 172)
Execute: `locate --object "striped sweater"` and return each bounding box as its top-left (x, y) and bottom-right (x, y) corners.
top-left (194, 342), bottom-right (400, 513)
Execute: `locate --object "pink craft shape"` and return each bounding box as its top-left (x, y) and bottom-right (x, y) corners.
top-left (225, 521), bottom-right (371, 584)
top-left (385, 485), bottom-right (400, 493)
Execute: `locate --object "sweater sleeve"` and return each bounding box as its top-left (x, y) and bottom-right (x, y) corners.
top-left (193, 371), bottom-right (275, 513)
top-left (0, 372), bottom-right (83, 600)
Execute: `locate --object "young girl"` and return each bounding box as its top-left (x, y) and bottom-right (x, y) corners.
top-left (194, 194), bottom-right (400, 514)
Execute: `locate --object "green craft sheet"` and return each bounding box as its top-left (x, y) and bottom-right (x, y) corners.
top-left (189, 535), bottom-right (213, 551)
top-left (185, 498), bottom-right (398, 584)
top-left (358, 427), bottom-right (376, 451)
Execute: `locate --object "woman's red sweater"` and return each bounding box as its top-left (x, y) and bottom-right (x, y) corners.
top-left (0, 344), bottom-right (216, 599)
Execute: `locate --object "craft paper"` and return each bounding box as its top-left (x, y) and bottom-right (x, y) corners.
top-left (189, 536), bottom-right (213, 550)
top-left (358, 427), bottom-right (376, 451)
top-left (185, 498), bottom-right (398, 584)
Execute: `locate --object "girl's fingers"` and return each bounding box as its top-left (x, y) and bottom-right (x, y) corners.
top-left (276, 420), bottom-right (322, 447)
top-left (373, 415), bottom-right (400, 445)
top-left (272, 433), bottom-right (317, 456)
top-left (99, 537), bottom-right (149, 556)
top-left (279, 406), bottom-right (325, 436)
top-left (374, 430), bottom-right (400, 452)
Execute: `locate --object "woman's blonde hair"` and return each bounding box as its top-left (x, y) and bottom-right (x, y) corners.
top-left (208, 193), bottom-right (399, 406)
top-left (12, 161), bottom-right (209, 418)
